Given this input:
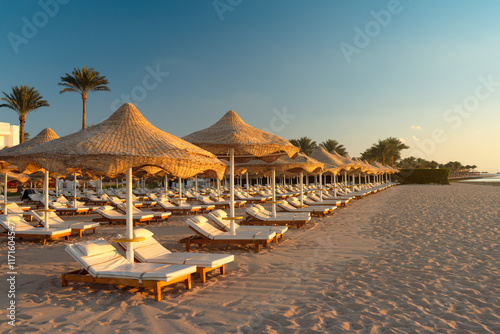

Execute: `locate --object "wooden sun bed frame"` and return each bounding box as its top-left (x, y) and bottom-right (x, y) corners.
top-left (179, 225), bottom-right (274, 253)
top-left (115, 243), bottom-right (226, 283)
top-left (92, 215), bottom-right (153, 227)
top-left (153, 203), bottom-right (201, 215)
top-left (278, 203), bottom-right (329, 217)
top-left (51, 207), bottom-right (90, 216)
top-left (242, 212), bottom-right (308, 229)
top-left (1, 230), bottom-right (71, 245)
top-left (61, 268), bottom-right (191, 301)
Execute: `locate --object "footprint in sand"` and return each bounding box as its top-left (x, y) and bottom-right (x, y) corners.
top-left (158, 313), bottom-right (182, 320)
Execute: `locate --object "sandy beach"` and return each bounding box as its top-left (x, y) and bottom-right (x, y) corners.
top-left (1, 183), bottom-right (499, 333)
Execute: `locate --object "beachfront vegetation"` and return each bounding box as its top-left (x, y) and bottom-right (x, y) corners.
top-left (360, 137), bottom-right (409, 166)
top-left (289, 137), bottom-right (317, 155)
top-left (59, 66), bottom-right (110, 130)
top-left (320, 139), bottom-right (348, 155)
top-left (398, 157), bottom-right (477, 171)
top-left (396, 168), bottom-right (450, 185)
top-left (0, 85), bottom-right (50, 143)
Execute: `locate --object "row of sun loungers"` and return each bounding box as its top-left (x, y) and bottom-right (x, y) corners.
top-left (4, 181), bottom-right (395, 300)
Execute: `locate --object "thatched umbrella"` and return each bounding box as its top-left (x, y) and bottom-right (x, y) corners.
top-left (310, 147), bottom-right (346, 197)
top-left (10, 103), bottom-right (226, 262)
top-left (0, 128), bottom-right (59, 215)
top-left (183, 110), bottom-right (299, 231)
top-left (236, 153), bottom-right (324, 216)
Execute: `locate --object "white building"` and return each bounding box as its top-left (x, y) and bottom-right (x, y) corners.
top-left (0, 122), bottom-right (19, 149)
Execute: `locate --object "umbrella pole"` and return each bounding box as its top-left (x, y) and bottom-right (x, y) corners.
top-left (272, 169), bottom-right (276, 218)
top-left (334, 174), bottom-right (337, 197)
top-left (165, 174), bottom-right (168, 198)
top-left (195, 175), bottom-right (198, 192)
top-left (100, 176), bottom-right (103, 194)
top-left (44, 170), bottom-right (49, 228)
top-left (178, 177), bottom-right (182, 205)
top-left (229, 148), bottom-right (235, 233)
top-left (246, 172), bottom-right (249, 190)
top-left (4, 173), bottom-right (8, 215)
top-left (55, 175), bottom-right (58, 197)
top-left (125, 168), bottom-right (134, 263)
top-left (319, 172), bottom-right (323, 202)
top-left (73, 172), bottom-right (77, 207)
top-left (299, 172), bottom-right (304, 206)
top-left (217, 178), bottom-right (221, 199)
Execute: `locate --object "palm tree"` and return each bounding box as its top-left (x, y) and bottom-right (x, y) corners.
top-left (289, 137), bottom-right (317, 155)
top-left (59, 66), bottom-right (110, 130)
top-left (384, 137), bottom-right (409, 166)
top-left (320, 139), bottom-right (347, 155)
top-left (0, 85), bottom-right (49, 143)
top-left (360, 137), bottom-right (408, 166)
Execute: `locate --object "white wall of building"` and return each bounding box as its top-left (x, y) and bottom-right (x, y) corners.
top-left (0, 122), bottom-right (19, 148)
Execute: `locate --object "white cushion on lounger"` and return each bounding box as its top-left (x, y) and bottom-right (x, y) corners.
top-left (116, 232), bottom-right (233, 267)
top-left (66, 241), bottom-right (196, 281)
top-left (67, 222), bottom-right (100, 229)
top-left (209, 210), bottom-right (288, 235)
top-left (136, 245), bottom-right (232, 267)
top-left (134, 228), bottom-right (155, 239)
top-left (76, 238), bottom-right (116, 256)
top-left (187, 216), bottom-right (276, 240)
top-left (15, 228), bottom-right (72, 236)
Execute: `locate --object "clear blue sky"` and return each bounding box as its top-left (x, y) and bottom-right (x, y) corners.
top-left (1, 0), bottom-right (499, 172)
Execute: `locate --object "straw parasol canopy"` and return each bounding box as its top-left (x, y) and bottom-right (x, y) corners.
top-left (182, 109), bottom-right (300, 229)
top-left (309, 147), bottom-right (344, 175)
top-left (3, 171), bottom-right (30, 183)
top-left (235, 153), bottom-right (323, 174)
top-left (0, 128), bottom-right (59, 173)
top-left (10, 103), bottom-right (226, 262)
top-left (352, 157), bottom-right (377, 174)
top-left (236, 153), bottom-right (324, 215)
top-left (328, 150), bottom-right (356, 171)
top-left (182, 110), bottom-right (299, 163)
top-left (14, 104), bottom-right (226, 179)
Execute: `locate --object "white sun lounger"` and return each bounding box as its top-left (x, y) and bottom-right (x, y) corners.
top-left (93, 206), bottom-right (154, 226)
top-left (180, 215), bottom-right (277, 253)
top-left (62, 238), bottom-right (196, 300)
top-left (208, 209), bottom-right (287, 241)
top-left (279, 199), bottom-right (331, 216)
top-left (48, 201), bottom-right (90, 215)
top-left (287, 197), bottom-right (336, 214)
top-left (116, 228), bottom-right (234, 283)
top-left (156, 199), bottom-right (202, 215)
top-left (302, 195), bottom-right (341, 208)
top-left (0, 214), bottom-right (72, 244)
top-left (113, 203), bottom-right (172, 222)
top-left (244, 204), bottom-right (311, 228)
top-left (31, 210), bottom-right (99, 237)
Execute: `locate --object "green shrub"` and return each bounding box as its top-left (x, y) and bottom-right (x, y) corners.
top-left (395, 169), bottom-right (450, 185)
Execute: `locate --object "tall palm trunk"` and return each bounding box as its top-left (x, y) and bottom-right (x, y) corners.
top-left (19, 115), bottom-right (26, 143)
top-left (82, 93), bottom-right (87, 130)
